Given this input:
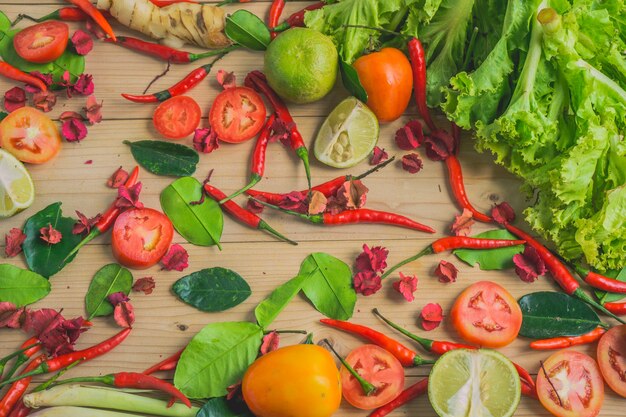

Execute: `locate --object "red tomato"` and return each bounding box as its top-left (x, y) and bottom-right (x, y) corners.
top-left (340, 344), bottom-right (404, 410)
top-left (152, 96), bottom-right (201, 139)
top-left (111, 208), bottom-right (174, 269)
top-left (209, 86), bottom-right (266, 143)
top-left (13, 21), bottom-right (69, 64)
top-left (450, 281), bottom-right (522, 348)
top-left (537, 350), bottom-right (604, 417)
top-left (0, 106), bottom-right (61, 164)
top-left (597, 324), bottom-right (626, 397)
top-left (353, 48), bottom-right (413, 123)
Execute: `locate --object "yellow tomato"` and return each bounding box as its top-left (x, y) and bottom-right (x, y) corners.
top-left (242, 344), bottom-right (341, 417)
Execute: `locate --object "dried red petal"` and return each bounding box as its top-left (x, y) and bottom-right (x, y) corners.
top-left (84, 159), bottom-right (93, 165)
top-left (85, 19), bottom-right (106, 40)
top-left (40, 224), bottom-right (62, 244)
top-left (421, 303), bottom-right (443, 322)
top-left (62, 118), bottom-right (88, 142)
top-left (435, 260), bottom-right (458, 283)
top-left (395, 119), bottom-right (423, 150)
top-left (260, 331), bottom-right (280, 355)
top-left (72, 74), bottom-right (94, 96)
top-left (59, 111), bottom-right (84, 122)
top-left (113, 301), bottom-right (135, 328)
top-left (424, 129), bottom-right (456, 161)
top-left (278, 191), bottom-right (307, 213)
top-left (353, 270), bottom-right (382, 296)
top-left (308, 190), bottom-right (327, 215)
top-left (450, 209), bottom-right (475, 237)
top-left (107, 292), bottom-right (130, 306)
top-left (269, 117), bottom-right (293, 145)
top-left (226, 382), bottom-right (242, 401)
top-left (491, 202), bottom-right (516, 225)
top-left (115, 182), bottom-right (144, 209)
top-left (4, 86), bottom-right (25, 112)
top-left (24, 309), bottom-right (89, 357)
top-left (246, 197), bottom-right (265, 214)
top-left (5, 227), bottom-right (26, 258)
top-left (72, 210), bottom-right (101, 235)
top-left (161, 244), bottom-right (189, 272)
top-left (23, 308), bottom-right (62, 335)
top-left (421, 319), bottom-right (441, 331)
top-left (513, 246), bottom-right (546, 283)
top-left (193, 127), bottom-right (220, 154)
top-left (71, 30), bottom-right (93, 55)
top-left (401, 153), bottom-right (423, 174)
top-left (83, 95), bottom-right (103, 125)
top-left (355, 244), bottom-right (388, 274)
top-left (0, 302), bottom-right (25, 329)
top-left (132, 277), bottom-right (156, 295)
top-left (393, 272), bottom-right (418, 302)
top-left (33, 90), bottom-right (57, 113)
top-left (216, 70), bottom-right (237, 89)
top-left (337, 180), bottom-right (368, 210)
top-left (369, 146), bottom-right (388, 165)
top-left (107, 166), bottom-right (129, 188)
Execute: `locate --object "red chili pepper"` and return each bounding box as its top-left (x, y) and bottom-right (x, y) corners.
top-left (244, 70), bottom-right (312, 190)
top-left (445, 155), bottom-right (493, 223)
top-left (530, 327), bottom-right (606, 350)
top-left (0, 337), bottom-right (40, 378)
top-left (272, 2), bottom-right (326, 33)
top-left (122, 54), bottom-right (227, 103)
top-left (0, 63), bottom-right (47, 92)
top-left (66, 0), bottom-right (116, 41)
top-left (106, 37), bottom-right (238, 64)
top-left (407, 38), bottom-right (436, 132)
top-left (604, 302), bottom-right (626, 315)
top-left (369, 378), bottom-right (428, 417)
top-left (14, 7), bottom-right (88, 25)
top-left (319, 318), bottom-right (434, 367)
top-left (6, 401), bottom-right (30, 417)
top-left (0, 355), bottom-right (45, 417)
top-left (521, 379), bottom-right (538, 400)
top-left (143, 348), bottom-right (184, 375)
top-left (203, 183), bottom-right (297, 245)
top-left (220, 115), bottom-right (276, 203)
top-left (268, 0), bottom-right (286, 39)
top-left (572, 265), bottom-right (626, 294)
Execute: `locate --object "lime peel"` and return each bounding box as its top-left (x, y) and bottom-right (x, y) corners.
top-left (0, 149), bottom-right (35, 217)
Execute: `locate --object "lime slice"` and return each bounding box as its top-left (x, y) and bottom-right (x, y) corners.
top-left (0, 149), bottom-right (35, 217)
top-left (428, 349), bottom-right (521, 417)
top-left (313, 97), bottom-right (379, 168)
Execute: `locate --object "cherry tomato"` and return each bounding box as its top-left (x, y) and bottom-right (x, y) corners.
top-left (152, 96), bottom-right (201, 139)
top-left (537, 350), bottom-right (604, 417)
top-left (353, 48), bottom-right (413, 123)
top-left (597, 324), bottom-right (626, 397)
top-left (242, 344), bottom-right (341, 417)
top-left (340, 344), bottom-right (404, 410)
top-left (450, 281), bottom-right (522, 348)
top-left (0, 106), bottom-right (61, 164)
top-left (13, 21), bottom-right (69, 64)
top-left (209, 86), bottom-right (266, 143)
top-left (111, 208), bottom-right (174, 269)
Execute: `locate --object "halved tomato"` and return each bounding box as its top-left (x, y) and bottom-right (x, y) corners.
top-left (111, 208), bottom-right (174, 269)
top-left (153, 95), bottom-right (201, 139)
top-left (450, 281), bottom-right (522, 348)
top-left (13, 21), bottom-right (69, 64)
top-left (597, 324), bottom-right (626, 397)
top-left (209, 86), bottom-right (266, 143)
top-left (0, 106), bottom-right (61, 164)
top-left (537, 350), bottom-right (604, 417)
top-left (340, 344), bottom-right (404, 410)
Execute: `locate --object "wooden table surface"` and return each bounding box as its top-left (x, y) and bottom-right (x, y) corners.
top-left (1, 1), bottom-right (623, 416)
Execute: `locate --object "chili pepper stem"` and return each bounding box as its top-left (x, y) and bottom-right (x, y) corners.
top-left (250, 197), bottom-right (312, 221)
top-left (264, 329), bottom-right (307, 335)
top-left (380, 246), bottom-right (435, 280)
top-left (573, 288), bottom-right (626, 324)
top-left (33, 360), bottom-right (83, 393)
top-left (321, 339), bottom-right (376, 396)
top-left (63, 228), bottom-right (101, 263)
top-left (354, 156), bottom-right (396, 180)
top-left (189, 45), bottom-right (240, 62)
top-left (219, 175), bottom-right (261, 204)
top-left (296, 147), bottom-right (312, 194)
top-left (0, 343), bottom-right (40, 368)
top-left (372, 309), bottom-right (433, 351)
top-left (257, 220), bottom-right (298, 245)
top-left (272, 22), bottom-right (290, 32)
top-left (303, 333), bottom-right (315, 344)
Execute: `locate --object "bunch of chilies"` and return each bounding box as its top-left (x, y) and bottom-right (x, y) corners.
top-left (6, 1), bottom-right (626, 416)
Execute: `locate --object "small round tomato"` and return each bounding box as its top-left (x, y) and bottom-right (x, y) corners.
top-left (152, 96), bottom-right (201, 139)
top-left (340, 344), bottom-right (404, 410)
top-left (111, 208), bottom-right (174, 269)
top-left (597, 324), bottom-right (626, 397)
top-left (450, 281), bottom-right (522, 348)
top-left (242, 344), bottom-right (341, 417)
top-left (0, 106), bottom-right (61, 164)
top-left (209, 86), bottom-right (266, 143)
top-left (353, 48), bottom-right (413, 123)
top-left (13, 21), bottom-right (69, 64)
top-left (537, 350), bottom-right (604, 417)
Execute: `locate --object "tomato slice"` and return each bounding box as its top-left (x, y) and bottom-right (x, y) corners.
top-left (537, 350), bottom-right (604, 417)
top-left (153, 96), bottom-right (201, 139)
top-left (340, 344), bottom-right (404, 410)
top-left (209, 86), bottom-right (266, 143)
top-left (0, 106), bottom-right (62, 164)
top-left (13, 21), bottom-right (69, 64)
top-left (597, 324), bottom-right (626, 397)
top-left (111, 208), bottom-right (174, 269)
top-left (450, 281), bottom-right (522, 348)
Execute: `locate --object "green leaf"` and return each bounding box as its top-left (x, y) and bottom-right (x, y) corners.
top-left (160, 177), bottom-right (223, 248)
top-left (197, 398), bottom-right (252, 417)
top-left (174, 321), bottom-right (263, 398)
top-left (84, 264), bottom-right (133, 319)
top-left (22, 202), bottom-right (84, 278)
top-left (595, 267), bottom-right (626, 304)
top-left (0, 11), bottom-right (10, 32)
top-left (255, 274), bottom-right (307, 329)
top-left (300, 253), bottom-right (355, 320)
top-left (0, 264), bottom-right (50, 307)
top-left (339, 60), bottom-right (368, 103)
top-left (124, 140), bottom-right (199, 177)
top-left (518, 292), bottom-right (603, 339)
top-left (0, 111), bottom-right (7, 122)
top-left (453, 229), bottom-right (525, 270)
top-left (225, 10), bottom-right (271, 51)
top-left (173, 267), bottom-right (251, 312)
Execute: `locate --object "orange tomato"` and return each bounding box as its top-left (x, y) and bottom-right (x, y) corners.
top-left (0, 106), bottom-right (61, 164)
top-left (353, 48), bottom-right (413, 123)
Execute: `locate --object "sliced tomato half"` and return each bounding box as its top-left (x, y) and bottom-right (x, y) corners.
top-left (13, 21), bottom-right (69, 64)
top-left (597, 324), bottom-right (626, 398)
top-left (209, 86), bottom-right (266, 143)
top-left (0, 106), bottom-right (62, 164)
top-left (152, 95), bottom-right (201, 140)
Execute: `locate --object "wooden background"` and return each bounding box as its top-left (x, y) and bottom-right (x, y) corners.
top-left (0, 1), bottom-right (623, 416)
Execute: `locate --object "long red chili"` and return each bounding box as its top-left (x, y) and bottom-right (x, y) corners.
top-left (573, 265), bottom-right (626, 293)
top-left (14, 7), bottom-right (88, 25)
top-left (244, 70), bottom-right (312, 190)
top-left (445, 155), bottom-right (492, 222)
top-left (407, 38), bottom-right (436, 132)
top-left (604, 302), bottom-right (626, 315)
top-left (268, 0), bottom-right (286, 39)
top-left (319, 318), bottom-right (434, 367)
top-left (530, 327), bottom-right (606, 350)
top-left (203, 183), bottom-right (297, 245)
top-left (143, 348), bottom-right (184, 375)
top-left (369, 378), bottom-right (428, 417)
top-left (6, 401), bottom-right (30, 417)
top-left (0, 355), bottom-right (45, 417)
top-left (0, 63), bottom-right (47, 92)
top-left (272, 2), bottom-right (326, 33)
top-left (66, 0), bottom-right (116, 41)
top-left (106, 37), bottom-right (238, 64)
top-left (220, 114), bottom-right (276, 203)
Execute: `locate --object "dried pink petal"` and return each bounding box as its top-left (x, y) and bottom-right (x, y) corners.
top-left (107, 166), bottom-right (129, 188)
top-left (513, 246), bottom-right (546, 283)
top-left (260, 331), bottom-right (280, 355)
top-left (435, 260), bottom-right (458, 283)
top-left (269, 117), bottom-right (293, 145)
top-left (353, 270), bottom-right (382, 296)
top-left (161, 244), bottom-right (189, 272)
top-left (72, 210), bottom-right (101, 235)
top-left (393, 272), bottom-right (418, 302)
top-left (278, 191), bottom-right (307, 213)
top-left (450, 209), bottom-right (475, 237)
top-left (226, 382), bottom-right (242, 401)
top-left (107, 292), bottom-right (130, 306)
top-left (113, 301), bottom-right (135, 328)
top-left (71, 30), bottom-right (93, 55)
top-left (132, 277), bottom-right (156, 295)
top-left (193, 127), bottom-right (220, 154)
top-left (0, 302), bottom-right (25, 329)
top-left (4, 87), bottom-right (25, 113)
top-left (216, 70), bottom-right (237, 89)
top-left (59, 111), bottom-right (84, 122)
top-left (32, 90), bottom-right (57, 113)
top-left (5, 228), bottom-right (26, 258)
top-left (40, 224), bottom-right (62, 244)
top-left (72, 74), bottom-right (94, 96)
top-left (115, 182), bottom-right (144, 209)
top-left (395, 119), bottom-right (423, 150)
top-left (370, 146), bottom-right (389, 165)
top-left (246, 197), bottom-right (265, 214)
top-left (424, 129), bottom-right (456, 161)
top-left (420, 303), bottom-right (443, 330)
top-left (355, 244), bottom-right (388, 274)
top-left (491, 202), bottom-right (516, 225)
top-left (401, 153), bottom-right (423, 174)
top-left (84, 160), bottom-right (93, 165)
top-left (421, 319), bottom-right (442, 331)
top-left (308, 190), bottom-right (327, 215)
top-left (337, 180), bottom-right (368, 210)
top-left (62, 119), bottom-right (88, 142)
top-left (83, 95), bottom-right (103, 125)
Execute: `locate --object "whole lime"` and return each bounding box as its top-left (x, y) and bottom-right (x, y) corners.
top-left (264, 28), bottom-right (338, 104)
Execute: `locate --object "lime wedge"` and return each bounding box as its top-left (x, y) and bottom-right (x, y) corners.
top-left (428, 349), bottom-right (521, 417)
top-left (313, 97), bottom-right (379, 168)
top-left (0, 149), bottom-right (35, 217)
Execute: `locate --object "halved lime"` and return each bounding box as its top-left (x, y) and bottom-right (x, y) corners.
top-left (428, 349), bottom-right (521, 417)
top-left (0, 149), bottom-right (35, 217)
top-left (313, 97), bottom-right (379, 168)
